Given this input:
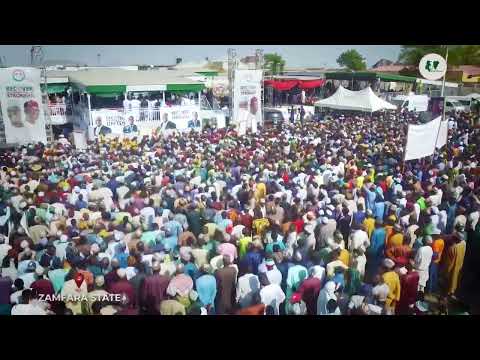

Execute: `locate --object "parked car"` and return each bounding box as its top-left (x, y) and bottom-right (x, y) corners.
top-left (445, 99), bottom-right (466, 113)
top-left (263, 107), bottom-right (284, 128)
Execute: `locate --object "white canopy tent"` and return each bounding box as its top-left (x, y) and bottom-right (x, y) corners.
top-left (315, 85), bottom-right (397, 112)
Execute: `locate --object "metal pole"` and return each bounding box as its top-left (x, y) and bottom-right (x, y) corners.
top-left (432, 46), bottom-right (449, 164)
top-left (42, 66), bottom-right (54, 144)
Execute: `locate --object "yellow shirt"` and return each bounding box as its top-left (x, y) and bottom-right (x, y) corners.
top-left (382, 271), bottom-right (401, 307)
top-left (253, 218), bottom-right (270, 237)
top-left (363, 217), bottom-right (375, 239)
top-left (356, 176), bottom-right (365, 189)
top-left (255, 183), bottom-right (267, 202)
top-left (338, 249), bottom-right (350, 267)
top-left (384, 225), bottom-right (394, 243)
top-left (389, 233), bottom-right (404, 248)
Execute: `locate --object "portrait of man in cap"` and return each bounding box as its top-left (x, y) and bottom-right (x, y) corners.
top-left (24, 100), bottom-right (40, 125)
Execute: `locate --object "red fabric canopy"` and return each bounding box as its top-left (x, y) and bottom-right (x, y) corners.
top-left (264, 80), bottom-right (298, 91)
top-left (298, 79), bottom-right (326, 89)
top-left (264, 79), bottom-right (325, 91)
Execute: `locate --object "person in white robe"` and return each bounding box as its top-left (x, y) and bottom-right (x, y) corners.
top-left (414, 236), bottom-right (433, 292)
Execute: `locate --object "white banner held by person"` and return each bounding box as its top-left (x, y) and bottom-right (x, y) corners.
top-left (233, 70), bottom-right (262, 135)
top-left (435, 119), bottom-right (448, 149)
top-left (404, 116), bottom-right (441, 161)
top-left (0, 67), bottom-right (47, 144)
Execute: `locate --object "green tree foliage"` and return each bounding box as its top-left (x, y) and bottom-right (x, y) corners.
top-left (336, 49), bottom-right (367, 71)
top-left (264, 53), bottom-right (286, 75)
top-left (398, 45), bottom-right (480, 66)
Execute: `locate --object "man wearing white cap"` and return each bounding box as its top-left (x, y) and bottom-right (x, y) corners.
top-left (348, 224), bottom-right (370, 253)
top-left (259, 258), bottom-right (282, 286)
top-left (414, 236), bottom-right (433, 292)
top-left (109, 268), bottom-right (136, 309)
top-left (259, 273), bottom-right (285, 315)
top-left (318, 216), bottom-right (337, 249)
top-left (236, 268), bottom-right (260, 309)
top-left (87, 275), bottom-right (110, 314)
top-left (381, 258), bottom-right (401, 315)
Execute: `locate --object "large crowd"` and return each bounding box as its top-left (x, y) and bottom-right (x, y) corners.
top-left (0, 110), bottom-right (479, 315)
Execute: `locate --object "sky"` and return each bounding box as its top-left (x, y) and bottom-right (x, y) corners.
top-left (0, 45), bottom-right (401, 69)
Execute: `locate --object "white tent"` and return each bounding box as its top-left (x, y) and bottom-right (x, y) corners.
top-left (315, 86), bottom-right (397, 112)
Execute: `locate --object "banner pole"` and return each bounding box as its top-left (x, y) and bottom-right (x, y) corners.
top-left (42, 66), bottom-right (53, 145)
top-left (432, 46), bottom-right (449, 165)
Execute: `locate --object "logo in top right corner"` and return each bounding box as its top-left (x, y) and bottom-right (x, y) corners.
top-left (419, 53), bottom-right (447, 81)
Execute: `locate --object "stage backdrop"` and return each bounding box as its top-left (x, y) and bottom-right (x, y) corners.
top-left (0, 67), bottom-right (47, 144)
top-left (233, 70), bottom-right (262, 135)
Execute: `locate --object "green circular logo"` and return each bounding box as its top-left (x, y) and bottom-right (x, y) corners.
top-left (12, 69), bottom-right (26, 82)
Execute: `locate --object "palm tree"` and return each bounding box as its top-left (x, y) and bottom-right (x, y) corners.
top-left (264, 53), bottom-right (286, 75)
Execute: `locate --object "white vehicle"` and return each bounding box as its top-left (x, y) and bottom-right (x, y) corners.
top-left (446, 96), bottom-right (477, 112)
top-left (444, 99), bottom-right (466, 112)
top-left (391, 94), bottom-right (429, 112)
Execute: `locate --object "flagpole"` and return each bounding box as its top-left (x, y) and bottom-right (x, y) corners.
top-left (432, 45), bottom-right (449, 164)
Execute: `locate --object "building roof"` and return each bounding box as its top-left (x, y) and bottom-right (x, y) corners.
top-left (452, 65), bottom-right (480, 76)
top-left (325, 71), bottom-right (417, 83)
top-left (45, 68), bottom-right (206, 94)
top-left (369, 64), bottom-right (411, 73)
top-left (66, 68), bottom-right (202, 86)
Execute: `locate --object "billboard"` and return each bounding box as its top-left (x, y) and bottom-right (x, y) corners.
top-left (0, 67), bottom-right (47, 144)
top-left (233, 70), bottom-right (262, 135)
top-left (89, 105), bottom-right (202, 139)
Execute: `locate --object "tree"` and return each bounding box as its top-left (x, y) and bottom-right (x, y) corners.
top-left (206, 61), bottom-right (225, 72)
top-left (336, 49), bottom-right (367, 71)
top-left (264, 53), bottom-right (286, 75)
top-left (398, 45), bottom-right (480, 66)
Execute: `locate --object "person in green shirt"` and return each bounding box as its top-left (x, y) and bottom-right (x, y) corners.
top-left (416, 195), bottom-right (427, 212)
top-left (140, 224), bottom-right (160, 247)
top-left (237, 228), bottom-right (253, 258)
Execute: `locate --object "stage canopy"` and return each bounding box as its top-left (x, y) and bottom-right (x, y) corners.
top-left (264, 79), bottom-right (326, 91)
top-left (314, 86), bottom-right (397, 112)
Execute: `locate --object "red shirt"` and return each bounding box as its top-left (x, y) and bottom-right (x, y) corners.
top-left (109, 279), bottom-right (137, 308)
top-left (396, 271), bottom-right (419, 315)
top-left (297, 277), bottom-right (322, 315)
top-left (293, 218), bottom-right (304, 233)
top-left (240, 214), bottom-right (253, 230)
top-left (31, 279), bottom-right (55, 303)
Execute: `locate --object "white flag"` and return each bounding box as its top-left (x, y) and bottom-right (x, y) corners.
top-left (435, 119), bottom-right (448, 149)
top-left (404, 116), bottom-right (441, 161)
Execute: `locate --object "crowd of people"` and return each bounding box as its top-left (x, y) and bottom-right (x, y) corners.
top-left (0, 109), bottom-right (479, 315)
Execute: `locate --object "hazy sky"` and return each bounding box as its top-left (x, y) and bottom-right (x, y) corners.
top-left (0, 45), bottom-right (401, 68)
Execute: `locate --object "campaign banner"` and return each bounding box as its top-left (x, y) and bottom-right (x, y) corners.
top-left (404, 116), bottom-right (441, 161)
top-left (233, 70), bottom-right (262, 135)
top-left (0, 67), bottom-right (47, 144)
top-left (435, 119), bottom-right (448, 149)
top-left (89, 105), bottom-right (202, 139)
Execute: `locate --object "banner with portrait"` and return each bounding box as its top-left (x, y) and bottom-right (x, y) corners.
top-left (89, 105), bottom-right (202, 139)
top-left (233, 70), bottom-right (262, 135)
top-left (0, 67), bottom-right (47, 144)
